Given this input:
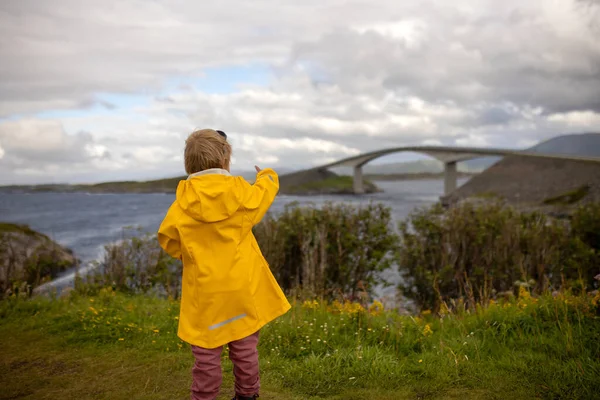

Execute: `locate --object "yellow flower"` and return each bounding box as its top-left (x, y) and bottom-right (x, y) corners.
top-left (88, 306), bottom-right (98, 315)
top-left (422, 324), bottom-right (433, 337)
top-left (153, 329), bottom-right (159, 333)
top-left (518, 286), bottom-right (531, 300)
top-left (418, 359), bottom-right (423, 363)
top-left (118, 338), bottom-right (124, 341)
top-left (343, 302), bottom-right (365, 315)
top-left (302, 300), bottom-right (320, 310)
top-left (421, 309), bottom-right (432, 316)
top-left (368, 300), bottom-right (384, 315)
top-left (329, 300), bottom-right (344, 313)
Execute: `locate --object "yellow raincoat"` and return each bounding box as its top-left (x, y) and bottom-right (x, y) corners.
top-left (157, 168), bottom-right (291, 348)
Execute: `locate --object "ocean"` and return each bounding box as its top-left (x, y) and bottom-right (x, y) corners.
top-left (0, 178), bottom-right (468, 298)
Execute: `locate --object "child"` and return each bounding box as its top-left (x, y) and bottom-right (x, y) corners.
top-left (158, 129), bottom-right (291, 400)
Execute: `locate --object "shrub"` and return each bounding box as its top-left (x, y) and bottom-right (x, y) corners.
top-left (254, 202), bottom-right (398, 299)
top-left (397, 201), bottom-right (598, 311)
top-left (571, 202), bottom-right (600, 262)
top-left (77, 204), bottom-right (398, 301)
top-left (78, 228), bottom-right (182, 298)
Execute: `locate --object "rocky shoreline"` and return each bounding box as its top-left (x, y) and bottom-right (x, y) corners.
top-left (0, 223), bottom-right (77, 297)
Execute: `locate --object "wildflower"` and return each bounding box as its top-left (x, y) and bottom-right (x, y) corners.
top-left (118, 338), bottom-right (124, 341)
top-left (153, 329), bottom-right (159, 333)
top-left (418, 359), bottom-right (423, 363)
top-left (422, 324), bottom-right (433, 337)
top-left (343, 302), bottom-right (365, 315)
top-left (88, 306), bottom-right (98, 315)
top-left (329, 300), bottom-right (344, 313)
top-left (421, 309), bottom-right (432, 316)
top-left (518, 286), bottom-right (531, 300)
top-left (368, 300), bottom-right (384, 315)
top-left (302, 300), bottom-right (319, 310)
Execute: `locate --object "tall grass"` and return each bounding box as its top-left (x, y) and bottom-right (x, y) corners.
top-left (1, 289), bottom-right (599, 399)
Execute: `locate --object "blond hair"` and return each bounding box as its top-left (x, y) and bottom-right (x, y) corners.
top-left (184, 129), bottom-right (232, 174)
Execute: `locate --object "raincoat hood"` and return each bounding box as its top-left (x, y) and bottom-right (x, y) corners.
top-left (176, 169), bottom-right (243, 223)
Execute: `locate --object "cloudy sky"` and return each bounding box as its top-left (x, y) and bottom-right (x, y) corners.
top-left (1, 0), bottom-right (599, 184)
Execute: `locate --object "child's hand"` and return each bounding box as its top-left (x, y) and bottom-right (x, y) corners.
top-left (255, 165), bottom-right (262, 173)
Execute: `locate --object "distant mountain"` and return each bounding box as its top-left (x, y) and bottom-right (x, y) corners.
top-left (363, 157), bottom-right (494, 176)
top-left (232, 168), bottom-right (295, 182)
top-left (364, 160), bottom-right (444, 175)
top-left (529, 133), bottom-right (600, 157)
top-left (449, 132), bottom-right (600, 209)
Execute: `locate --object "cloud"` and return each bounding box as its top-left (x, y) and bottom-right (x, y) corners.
top-left (0, 118), bottom-right (181, 184)
top-left (0, 119), bottom-right (102, 164)
top-left (0, 0), bottom-right (599, 184)
top-left (291, 3), bottom-right (600, 114)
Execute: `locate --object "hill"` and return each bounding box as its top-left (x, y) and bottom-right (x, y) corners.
top-left (529, 132), bottom-right (600, 156)
top-left (447, 133), bottom-right (600, 209)
top-left (0, 169), bottom-right (377, 195)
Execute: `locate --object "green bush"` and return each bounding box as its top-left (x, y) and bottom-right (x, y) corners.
top-left (254, 202), bottom-right (398, 299)
top-left (571, 202), bottom-right (600, 262)
top-left (78, 228), bottom-right (182, 298)
top-left (78, 204), bottom-right (399, 300)
top-left (397, 201), bottom-right (598, 311)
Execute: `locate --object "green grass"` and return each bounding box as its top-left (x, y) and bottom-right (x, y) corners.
top-left (286, 176), bottom-right (378, 194)
top-left (1, 290), bottom-right (599, 399)
top-left (0, 222), bottom-right (38, 236)
top-left (543, 185), bottom-right (591, 206)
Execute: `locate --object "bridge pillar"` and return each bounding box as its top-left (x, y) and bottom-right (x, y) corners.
top-left (353, 165), bottom-right (365, 194)
top-left (444, 161), bottom-right (457, 196)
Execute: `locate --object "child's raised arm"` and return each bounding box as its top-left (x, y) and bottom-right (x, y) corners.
top-left (241, 166), bottom-right (279, 225)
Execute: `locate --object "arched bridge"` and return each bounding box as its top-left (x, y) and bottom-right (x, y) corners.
top-left (314, 146), bottom-right (600, 196)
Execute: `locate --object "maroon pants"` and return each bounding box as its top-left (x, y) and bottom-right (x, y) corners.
top-left (190, 331), bottom-right (260, 400)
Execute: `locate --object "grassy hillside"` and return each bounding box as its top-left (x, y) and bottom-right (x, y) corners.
top-left (281, 175), bottom-right (379, 195)
top-left (0, 171), bottom-right (377, 195)
top-left (77, 176), bottom-right (184, 193)
top-left (1, 290), bottom-right (598, 399)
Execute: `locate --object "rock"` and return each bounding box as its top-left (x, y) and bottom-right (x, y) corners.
top-left (0, 223), bottom-right (77, 297)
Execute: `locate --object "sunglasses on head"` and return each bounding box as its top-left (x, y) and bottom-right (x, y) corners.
top-left (216, 130), bottom-right (227, 140)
